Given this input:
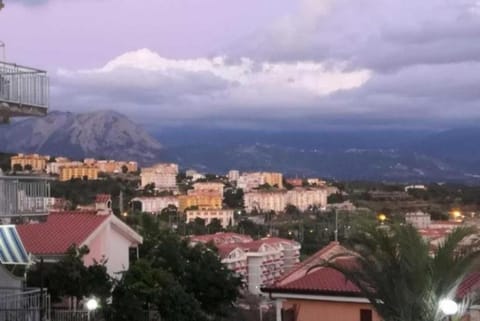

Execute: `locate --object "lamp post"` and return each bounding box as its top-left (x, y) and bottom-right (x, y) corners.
top-left (439, 298), bottom-right (458, 321)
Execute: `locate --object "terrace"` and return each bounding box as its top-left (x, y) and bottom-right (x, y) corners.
top-left (0, 175), bottom-right (51, 218)
top-left (0, 61), bottom-right (49, 123)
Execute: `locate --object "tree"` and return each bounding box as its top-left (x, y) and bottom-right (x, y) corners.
top-left (27, 245), bottom-right (112, 305)
top-left (207, 218), bottom-right (223, 233)
top-left (24, 164), bottom-right (33, 171)
top-left (116, 226), bottom-right (242, 321)
top-left (324, 223), bottom-right (480, 321)
top-left (13, 163), bottom-right (23, 172)
top-left (121, 165), bottom-right (128, 174)
top-left (224, 188), bottom-right (244, 209)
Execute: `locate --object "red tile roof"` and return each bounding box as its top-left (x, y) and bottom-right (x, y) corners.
top-left (17, 211), bottom-right (109, 255)
top-left (95, 194), bottom-right (111, 203)
top-left (458, 272), bottom-right (480, 298)
top-left (265, 258), bottom-right (362, 296)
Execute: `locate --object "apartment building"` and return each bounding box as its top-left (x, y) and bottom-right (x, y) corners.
top-left (191, 182), bottom-right (224, 196)
top-left (244, 191), bottom-right (287, 212)
top-left (94, 160), bottom-right (138, 173)
top-left (186, 209), bottom-right (235, 227)
top-left (178, 192), bottom-right (222, 212)
top-left (59, 165), bottom-right (98, 181)
top-left (286, 188), bottom-right (328, 211)
top-left (245, 188), bottom-right (328, 212)
top-left (10, 154), bottom-right (48, 171)
top-left (237, 172), bottom-right (283, 191)
top-left (405, 211), bottom-right (431, 229)
top-left (190, 233), bottom-right (301, 295)
top-left (130, 196), bottom-right (179, 214)
top-left (140, 163), bottom-right (178, 190)
top-left (228, 170), bottom-right (240, 182)
top-left (46, 160), bottom-right (82, 175)
top-left (185, 169), bottom-right (205, 181)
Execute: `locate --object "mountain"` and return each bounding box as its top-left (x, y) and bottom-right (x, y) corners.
top-left (153, 127), bottom-right (480, 183)
top-left (0, 110), bottom-right (162, 163)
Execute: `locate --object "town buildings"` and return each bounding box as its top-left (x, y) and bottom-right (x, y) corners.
top-left (192, 182), bottom-right (224, 196)
top-left (405, 211), bottom-right (431, 229)
top-left (130, 196), bottom-right (179, 214)
top-left (140, 163), bottom-right (178, 191)
top-left (178, 193), bottom-right (222, 211)
top-left (237, 172), bottom-right (283, 191)
top-left (59, 164), bottom-right (98, 181)
top-left (185, 169), bottom-right (205, 181)
top-left (244, 188), bottom-right (328, 212)
top-left (94, 160), bottom-right (138, 173)
top-left (10, 154), bottom-right (48, 171)
top-left (186, 209), bottom-right (235, 227)
top-left (190, 233), bottom-right (301, 295)
top-left (228, 170), bottom-right (240, 182)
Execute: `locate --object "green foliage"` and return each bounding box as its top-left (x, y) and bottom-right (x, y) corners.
top-left (112, 225), bottom-right (242, 321)
top-left (223, 188), bottom-right (244, 209)
top-left (207, 218), bottom-right (224, 233)
top-left (13, 163), bottom-right (23, 172)
top-left (325, 223), bottom-right (480, 321)
top-left (27, 245), bottom-right (112, 305)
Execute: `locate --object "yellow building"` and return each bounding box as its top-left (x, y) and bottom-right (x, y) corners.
top-left (178, 193), bottom-right (223, 212)
top-left (59, 165), bottom-right (98, 181)
top-left (262, 172), bottom-right (283, 189)
top-left (10, 154), bottom-right (48, 171)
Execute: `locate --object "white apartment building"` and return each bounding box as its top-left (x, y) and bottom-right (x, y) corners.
top-left (186, 209), bottom-right (235, 227)
top-left (46, 160), bottom-right (83, 175)
top-left (237, 173), bottom-right (264, 192)
top-left (140, 163), bottom-right (178, 190)
top-left (191, 182), bottom-right (224, 196)
top-left (405, 211), bottom-right (431, 229)
top-left (228, 170), bottom-right (240, 182)
top-left (244, 191), bottom-right (287, 212)
top-left (286, 188), bottom-right (328, 211)
top-left (245, 188), bottom-right (328, 213)
top-left (190, 233), bottom-right (301, 295)
top-left (131, 196), bottom-right (179, 214)
top-left (185, 169), bottom-right (205, 181)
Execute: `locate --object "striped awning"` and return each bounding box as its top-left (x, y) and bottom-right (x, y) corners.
top-left (0, 225), bottom-right (30, 265)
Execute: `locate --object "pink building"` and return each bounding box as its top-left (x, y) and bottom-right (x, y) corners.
top-left (190, 233), bottom-right (301, 295)
top-left (17, 211), bottom-right (143, 278)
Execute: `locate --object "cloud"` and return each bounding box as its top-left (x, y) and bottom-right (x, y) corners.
top-left (52, 48), bottom-right (371, 126)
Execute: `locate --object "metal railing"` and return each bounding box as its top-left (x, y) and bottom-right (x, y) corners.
top-left (0, 288), bottom-right (50, 321)
top-left (0, 176), bottom-right (51, 217)
top-left (0, 61), bottom-right (49, 109)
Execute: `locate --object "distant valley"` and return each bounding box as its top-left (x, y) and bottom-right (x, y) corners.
top-left (2, 110), bottom-right (480, 183)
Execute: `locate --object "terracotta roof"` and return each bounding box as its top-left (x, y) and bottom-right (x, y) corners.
top-left (264, 258), bottom-right (362, 296)
top-left (95, 194), bottom-right (111, 203)
top-left (217, 244), bottom-right (242, 259)
top-left (458, 272), bottom-right (480, 298)
top-left (274, 241), bottom-right (341, 286)
top-left (17, 211), bottom-right (109, 255)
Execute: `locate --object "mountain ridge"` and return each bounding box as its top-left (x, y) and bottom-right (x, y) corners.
top-left (0, 110), bottom-right (162, 164)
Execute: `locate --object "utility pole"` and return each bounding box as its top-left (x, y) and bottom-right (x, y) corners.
top-left (334, 209), bottom-right (338, 242)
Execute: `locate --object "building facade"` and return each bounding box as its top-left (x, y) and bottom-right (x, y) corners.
top-left (178, 193), bottom-right (222, 212)
top-left (59, 165), bottom-right (98, 181)
top-left (10, 154), bottom-right (48, 171)
top-left (228, 170), bottom-right (240, 182)
top-left (140, 163), bottom-right (178, 190)
top-left (186, 209), bottom-right (234, 227)
top-left (190, 233), bottom-right (301, 295)
top-left (245, 188), bottom-right (328, 212)
top-left (237, 172), bottom-right (284, 191)
top-left (130, 196), bottom-right (179, 214)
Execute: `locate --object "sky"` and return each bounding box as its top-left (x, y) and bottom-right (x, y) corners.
top-left (2, 0), bottom-right (480, 130)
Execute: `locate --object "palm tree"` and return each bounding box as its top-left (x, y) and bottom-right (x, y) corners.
top-left (319, 223), bottom-right (480, 321)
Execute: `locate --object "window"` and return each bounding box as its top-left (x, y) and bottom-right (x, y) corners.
top-left (360, 309), bottom-right (372, 321)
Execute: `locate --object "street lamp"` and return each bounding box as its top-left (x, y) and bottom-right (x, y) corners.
top-left (377, 213), bottom-right (387, 224)
top-left (86, 298), bottom-right (99, 321)
top-left (439, 298), bottom-right (458, 316)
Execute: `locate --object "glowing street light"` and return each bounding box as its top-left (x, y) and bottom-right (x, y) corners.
top-left (377, 213), bottom-right (387, 224)
top-left (439, 298), bottom-right (458, 316)
top-left (86, 298), bottom-right (99, 321)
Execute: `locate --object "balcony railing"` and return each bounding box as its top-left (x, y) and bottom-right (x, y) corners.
top-left (0, 61), bottom-right (48, 120)
top-left (0, 176), bottom-right (51, 217)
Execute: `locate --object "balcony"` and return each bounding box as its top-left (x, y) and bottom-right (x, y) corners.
top-left (0, 176), bottom-right (51, 218)
top-left (0, 61), bottom-right (49, 123)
